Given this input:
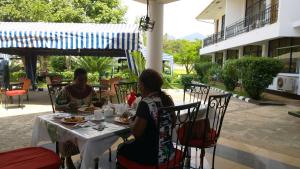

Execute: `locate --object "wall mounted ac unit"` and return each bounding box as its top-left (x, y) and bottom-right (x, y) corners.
top-left (277, 76), bottom-right (298, 94)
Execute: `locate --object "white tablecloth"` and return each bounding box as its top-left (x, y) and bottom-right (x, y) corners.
top-left (31, 104), bottom-right (209, 169)
top-left (31, 114), bottom-right (129, 169)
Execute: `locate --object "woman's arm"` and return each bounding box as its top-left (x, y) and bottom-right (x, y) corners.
top-left (130, 117), bottom-right (147, 139)
top-left (130, 101), bottom-right (149, 139)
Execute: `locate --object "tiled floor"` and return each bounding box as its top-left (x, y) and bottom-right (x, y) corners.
top-left (0, 89), bottom-right (300, 169)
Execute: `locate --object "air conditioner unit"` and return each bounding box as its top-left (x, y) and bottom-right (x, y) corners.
top-left (277, 76), bottom-right (298, 93)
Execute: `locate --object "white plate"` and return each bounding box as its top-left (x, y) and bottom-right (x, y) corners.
top-left (61, 116), bottom-right (86, 124)
top-left (53, 113), bottom-right (71, 119)
top-left (85, 115), bottom-right (105, 122)
top-left (78, 107), bottom-right (101, 112)
top-left (114, 117), bottom-right (130, 125)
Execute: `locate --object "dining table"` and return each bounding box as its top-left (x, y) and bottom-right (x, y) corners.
top-left (31, 102), bottom-right (209, 169)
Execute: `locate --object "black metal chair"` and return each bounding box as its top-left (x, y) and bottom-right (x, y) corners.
top-left (114, 82), bottom-right (138, 104)
top-left (116, 101), bottom-right (202, 169)
top-left (47, 83), bottom-right (68, 113)
top-left (184, 83), bottom-right (210, 104)
top-left (185, 93), bottom-right (232, 169)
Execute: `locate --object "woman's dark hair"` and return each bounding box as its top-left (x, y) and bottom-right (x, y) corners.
top-left (139, 69), bottom-right (174, 106)
top-left (74, 68), bottom-right (87, 80)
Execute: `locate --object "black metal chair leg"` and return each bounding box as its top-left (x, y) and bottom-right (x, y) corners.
top-left (109, 148), bottom-right (112, 162)
top-left (18, 95), bottom-right (20, 107)
top-left (61, 157), bottom-right (65, 169)
top-left (212, 146), bottom-right (217, 169)
top-left (199, 148), bottom-right (205, 169)
top-left (94, 157), bottom-right (99, 169)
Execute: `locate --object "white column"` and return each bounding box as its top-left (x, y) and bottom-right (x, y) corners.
top-left (266, 0), bottom-right (271, 7)
top-left (146, 1), bottom-right (164, 73)
top-left (211, 53), bottom-right (216, 63)
top-left (223, 50), bottom-right (227, 67)
top-left (297, 60), bottom-right (300, 95)
top-left (262, 42), bottom-right (269, 57)
top-left (238, 47), bottom-right (243, 59)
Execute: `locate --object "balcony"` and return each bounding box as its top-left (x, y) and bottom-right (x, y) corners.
top-left (203, 3), bottom-right (278, 47)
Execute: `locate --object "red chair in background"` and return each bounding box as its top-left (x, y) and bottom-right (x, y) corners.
top-left (0, 147), bottom-right (61, 169)
top-left (4, 78), bottom-right (31, 108)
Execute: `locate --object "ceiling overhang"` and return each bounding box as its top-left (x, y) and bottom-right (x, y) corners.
top-left (196, 0), bottom-right (226, 20)
top-left (134, 0), bottom-right (178, 4)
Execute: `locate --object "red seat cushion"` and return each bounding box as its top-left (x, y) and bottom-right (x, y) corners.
top-left (0, 147), bottom-right (61, 169)
top-left (117, 149), bottom-right (183, 169)
top-left (178, 127), bottom-right (217, 148)
top-left (5, 90), bottom-right (27, 96)
top-left (187, 130), bottom-right (217, 148)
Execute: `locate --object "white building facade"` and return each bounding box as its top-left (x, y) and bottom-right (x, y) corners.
top-left (197, 0), bottom-right (300, 96)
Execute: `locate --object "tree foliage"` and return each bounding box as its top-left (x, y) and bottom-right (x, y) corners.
top-left (0, 0), bottom-right (127, 23)
top-left (72, 56), bottom-right (113, 76)
top-left (163, 35), bottom-right (202, 74)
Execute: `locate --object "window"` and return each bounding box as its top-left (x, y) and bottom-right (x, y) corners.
top-left (215, 53), bottom-right (223, 65)
top-left (245, 0), bottom-right (266, 27)
top-left (243, 45), bottom-right (262, 56)
top-left (227, 50), bottom-right (238, 60)
top-left (221, 15), bottom-right (225, 36)
top-left (268, 37), bottom-right (300, 73)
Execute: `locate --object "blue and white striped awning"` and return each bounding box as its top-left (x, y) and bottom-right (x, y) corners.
top-left (0, 22), bottom-right (142, 51)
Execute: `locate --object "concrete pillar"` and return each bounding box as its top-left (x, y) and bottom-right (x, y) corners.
top-left (266, 0), bottom-right (271, 7)
top-left (223, 50), bottom-right (227, 67)
top-left (238, 47), bottom-right (244, 59)
top-left (211, 53), bottom-right (216, 63)
top-left (262, 42), bottom-right (269, 57)
top-left (297, 60), bottom-right (300, 95)
top-left (146, 1), bottom-right (164, 73)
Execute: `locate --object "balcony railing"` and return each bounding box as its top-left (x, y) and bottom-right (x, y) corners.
top-left (203, 3), bottom-right (278, 47)
top-left (203, 31), bottom-right (224, 47)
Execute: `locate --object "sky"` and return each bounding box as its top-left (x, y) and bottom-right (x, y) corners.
top-left (122, 0), bottom-right (214, 39)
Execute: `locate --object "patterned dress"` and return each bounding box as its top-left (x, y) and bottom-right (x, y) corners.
top-left (55, 84), bottom-right (98, 112)
top-left (117, 94), bottom-right (175, 165)
top-left (55, 84), bottom-right (97, 157)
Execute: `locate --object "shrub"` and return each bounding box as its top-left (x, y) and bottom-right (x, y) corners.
top-left (236, 57), bottom-right (283, 99)
top-left (162, 74), bottom-right (173, 89)
top-left (10, 71), bottom-right (26, 82)
top-left (50, 56), bottom-right (67, 72)
top-left (180, 74), bottom-right (194, 87)
top-left (87, 73), bottom-right (99, 83)
top-left (194, 62), bottom-right (217, 83)
top-left (222, 60), bottom-right (239, 91)
top-left (207, 64), bottom-right (223, 83)
top-left (59, 71), bottom-right (74, 80)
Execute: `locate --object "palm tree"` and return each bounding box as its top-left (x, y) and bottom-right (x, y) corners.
top-left (72, 56), bottom-right (113, 76)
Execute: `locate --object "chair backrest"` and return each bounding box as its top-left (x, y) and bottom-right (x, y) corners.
top-left (203, 93), bottom-right (232, 145)
top-left (183, 83), bottom-right (210, 104)
top-left (157, 102), bottom-right (201, 168)
top-left (47, 83), bottom-right (68, 113)
top-left (114, 82), bottom-right (137, 104)
top-left (22, 79), bottom-right (31, 91)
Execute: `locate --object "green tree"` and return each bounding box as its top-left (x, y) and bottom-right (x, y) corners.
top-left (50, 56), bottom-right (67, 72)
top-left (0, 0), bottom-right (127, 23)
top-left (72, 56), bottom-right (113, 76)
top-left (163, 38), bottom-right (202, 74)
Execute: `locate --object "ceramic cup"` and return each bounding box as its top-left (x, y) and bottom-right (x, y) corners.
top-left (104, 107), bottom-right (114, 117)
top-left (116, 104), bottom-right (127, 115)
top-left (94, 109), bottom-right (104, 120)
